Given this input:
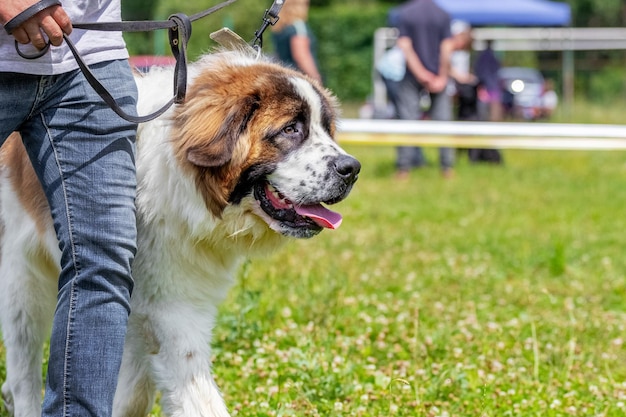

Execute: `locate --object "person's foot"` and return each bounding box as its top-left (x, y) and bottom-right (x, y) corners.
top-left (442, 168), bottom-right (455, 179)
top-left (395, 169), bottom-right (410, 180)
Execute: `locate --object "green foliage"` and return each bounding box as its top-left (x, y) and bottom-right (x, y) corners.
top-left (565, 0), bottom-right (625, 27)
top-left (124, 0), bottom-right (270, 59)
top-left (499, 50), bottom-right (539, 70)
top-left (121, 0), bottom-right (162, 55)
top-left (310, 4), bottom-right (389, 102)
top-left (588, 66), bottom-right (626, 103)
top-left (121, 0), bottom-right (159, 20)
top-left (156, 0), bottom-right (270, 58)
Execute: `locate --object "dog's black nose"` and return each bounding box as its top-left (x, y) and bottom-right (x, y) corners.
top-left (334, 154), bottom-right (361, 185)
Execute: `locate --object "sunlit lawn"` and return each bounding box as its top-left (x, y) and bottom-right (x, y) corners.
top-left (207, 144), bottom-right (626, 416)
top-left (2, 99), bottom-right (626, 416)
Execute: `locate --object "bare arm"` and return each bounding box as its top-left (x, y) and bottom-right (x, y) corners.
top-left (428, 37), bottom-right (454, 93)
top-left (397, 35), bottom-right (436, 89)
top-left (438, 37), bottom-right (453, 80)
top-left (1, 0), bottom-right (72, 49)
top-left (290, 35), bottom-right (322, 83)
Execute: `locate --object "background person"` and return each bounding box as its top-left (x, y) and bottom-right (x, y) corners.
top-left (0, 0), bottom-right (138, 415)
top-left (474, 39), bottom-right (503, 122)
top-left (448, 19), bottom-right (478, 121)
top-left (375, 5), bottom-right (404, 119)
top-left (471, 39), bottom-right (504, 163)
top-left (394, 0), bottom-right (455, 179)
top-left (448, 20), bottom-right (475, 88)
top-left (271, 0), bottom-right (322, 84)
top-left (540, 78), bottom-right (559, 119)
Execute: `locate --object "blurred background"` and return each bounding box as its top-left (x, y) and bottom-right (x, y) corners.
top-left (121, 0), bottom-right (626, 124)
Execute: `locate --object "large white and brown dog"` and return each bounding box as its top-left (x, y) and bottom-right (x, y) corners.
top-left (0, 49), bottom-right (360, 416)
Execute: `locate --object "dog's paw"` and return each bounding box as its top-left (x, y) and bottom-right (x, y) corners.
top-left (1, 382), bottom-right (14, 416)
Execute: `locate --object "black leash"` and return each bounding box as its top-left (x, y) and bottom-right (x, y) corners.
top-left (251, 0), bottom-right (284, 51)
top-left (3, 0), bottom-right (286, 124)
top-left (63, 12), bottom-right (196, 123)
top-left (4, 0), bottom-right (284, 123)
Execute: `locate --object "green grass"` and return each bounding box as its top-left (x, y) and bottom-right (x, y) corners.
top-left (547, 97), bottom-right (626, 125)
top-left (4, 121), bottom-right (626, 415)
top-left (208, 146), bottom-right (626, 416)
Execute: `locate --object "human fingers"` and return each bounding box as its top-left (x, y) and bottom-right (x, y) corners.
top-left (20, 18), bottom-right (47, 50)
top-left (39, 11), bottom-right (66, 45)
top-left (11, 26), bottom-right (30, 44)
top-left (429, 81), bottom-right (443, 94)
top-left (417, 71), bottom-right (435, 89)
top-left (429, 76), bottom-right (447, 94)
top-left (3, 4), bottom-right (71, 48)
top-left (49, 5), bottom-right (71, 35)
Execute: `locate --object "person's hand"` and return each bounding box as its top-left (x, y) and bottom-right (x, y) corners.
top-left (415, 68), bottom-right (436, 89)
top-left (427, 75), bottom-right (448, 94)
top-left (397, 36), bottom-right (437, 90)
top-left (456, 73), bottom-right (477, 86)
top-left (1, 0), bottom-right (72, 49)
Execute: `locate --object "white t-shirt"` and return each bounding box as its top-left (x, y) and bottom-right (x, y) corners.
top-left (450, 50), bottom-right (470, 75)
top-left (0, 0), bottom-right (128, 75)
top-left (542, 90), bottom-right (558, 110)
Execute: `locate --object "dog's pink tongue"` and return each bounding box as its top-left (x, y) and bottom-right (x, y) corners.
top-left (294, 204), bottom-right (343, 229)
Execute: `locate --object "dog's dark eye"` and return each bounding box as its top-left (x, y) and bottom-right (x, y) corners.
top-left (283, 124), bottom-right (299, 134)
top-left (273, 120), bottom-right (306, 148)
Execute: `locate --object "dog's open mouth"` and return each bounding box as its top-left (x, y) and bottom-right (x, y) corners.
top-left (253, 182), bottom-right (343, 233)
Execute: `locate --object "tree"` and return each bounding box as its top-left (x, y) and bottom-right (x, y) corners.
top-left (122, 0), bottom-right (159, 20)
top-left (566, 0), bottom-right (625, 27)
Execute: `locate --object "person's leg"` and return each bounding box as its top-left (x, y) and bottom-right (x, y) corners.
top-left (0, 72), bottom-right (39, 139)
top-left (394, 75), bottom-right (425, 175)
top-left (19, 59), bottom-right (138, 417)
top-left (382, 77), bottom-right (402, 119)
top-left (430, 91), bottom-right (455, 175)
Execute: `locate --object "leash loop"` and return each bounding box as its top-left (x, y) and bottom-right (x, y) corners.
top-left (63, 32), bottom-right (175, 123)
top-left (14, 39), bottom-right (50, 59)
top-left (167, 13), bottom-right (192, 104)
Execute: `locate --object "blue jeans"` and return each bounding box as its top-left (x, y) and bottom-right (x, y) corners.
top-left (395, 73), bottom-right (454, 171)
top-left (0, 60), bottom-right (138, 416)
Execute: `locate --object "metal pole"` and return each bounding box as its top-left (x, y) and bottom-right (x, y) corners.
top-left (562, 27), bottom-right (574, 116)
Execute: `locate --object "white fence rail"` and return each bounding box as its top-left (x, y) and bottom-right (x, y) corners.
top-left (337, 119), bottom-right (626, 150)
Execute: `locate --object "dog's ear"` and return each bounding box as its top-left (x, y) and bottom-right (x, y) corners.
top-left (172, 91), bottom-right (261, 217)
top-left (184, 95), bottom-right (260, 168)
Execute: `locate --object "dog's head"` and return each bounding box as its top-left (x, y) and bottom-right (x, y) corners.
top-left (170, 50), bottom-right (360, 239)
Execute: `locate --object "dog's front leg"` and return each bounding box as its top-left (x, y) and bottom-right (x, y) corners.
top-left (157, 359), bottom-right (230, 417)
top-left (147, 307), bottom-right (230, 417)
top-left (113, 313), bottom-right (157, 417)
top-left (0, 248), bottom-right (57, 417)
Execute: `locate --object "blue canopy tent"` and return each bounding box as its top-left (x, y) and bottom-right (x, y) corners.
top-left (433, 0), bottom-right (573, 110)
top-left (433, 0), bottom-right (571, 27)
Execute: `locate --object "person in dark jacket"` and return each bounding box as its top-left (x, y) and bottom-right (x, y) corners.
top-left (394, 0), bottom-right (455, 179)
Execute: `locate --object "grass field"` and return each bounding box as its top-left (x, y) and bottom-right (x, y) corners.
top-left (3, 113), bottom-right (626, 416)
top-left (206, 145), bottom-right (626, 417)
